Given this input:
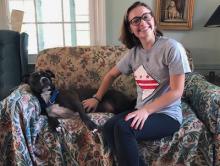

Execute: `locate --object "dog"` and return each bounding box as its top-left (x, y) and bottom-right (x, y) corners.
top-left (167, 0), bottom-right (180, 19)
top-left (23, 70), bottom-right (135, 133)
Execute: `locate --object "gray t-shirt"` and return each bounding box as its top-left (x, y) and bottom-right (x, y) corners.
top-left (116, 36), bottom-right (191, 124)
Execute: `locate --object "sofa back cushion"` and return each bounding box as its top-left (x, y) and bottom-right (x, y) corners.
top-left (35, 46), bottom-right (137, 98)
top-left (35, 46), bottom-right (194, 99)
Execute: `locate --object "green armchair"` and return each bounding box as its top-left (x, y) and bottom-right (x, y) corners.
top-left (0, 30), bottom-right (28, 100)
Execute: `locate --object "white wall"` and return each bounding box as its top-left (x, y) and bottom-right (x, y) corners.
top-left (105, 0), bottom-right (220, 75)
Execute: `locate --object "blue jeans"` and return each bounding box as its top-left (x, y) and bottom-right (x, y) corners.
top-left (103, 111), bottom-right (180, 166)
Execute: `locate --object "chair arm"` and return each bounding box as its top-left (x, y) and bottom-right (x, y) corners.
top-left (20, 32), bottom-right (29, 76)
top-left (183, 72), bottom-right (220, 135)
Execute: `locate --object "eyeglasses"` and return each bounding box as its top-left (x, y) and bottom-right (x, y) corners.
top-left (129, 12), bottom-right (152, 26)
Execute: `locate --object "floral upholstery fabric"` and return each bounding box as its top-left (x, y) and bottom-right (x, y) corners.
top-left (0, 84), bottom-right (114, 166)
top-left (183, 72), bottom-right (220, 166)
top-left (0, 46), bottom-right (219, 165)
top-left (139, 101), bottom-right (213, 166)
top-left (36, 46), bottom-right (136, 98)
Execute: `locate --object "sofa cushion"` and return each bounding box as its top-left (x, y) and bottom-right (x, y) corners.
top-left (36, 46), bottom-right (137, 98)
top-left (138, 101), bottom-right (213, 165)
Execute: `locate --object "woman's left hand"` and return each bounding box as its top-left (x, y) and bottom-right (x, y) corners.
top-left (124, 108), bottom-right (150, 130)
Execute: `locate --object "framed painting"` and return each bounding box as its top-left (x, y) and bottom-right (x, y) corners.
top-left (155, 0), bottom-right (194, 30)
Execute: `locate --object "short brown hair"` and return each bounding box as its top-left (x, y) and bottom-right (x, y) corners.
top-left (119, 1), bottom-right (163, 49)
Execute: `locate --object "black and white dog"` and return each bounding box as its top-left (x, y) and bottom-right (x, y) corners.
top-left (23, 70), bottom-right (135, 133)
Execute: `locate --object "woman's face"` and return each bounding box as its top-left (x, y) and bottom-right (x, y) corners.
top-left (128, 6), bottom-right (155, 41)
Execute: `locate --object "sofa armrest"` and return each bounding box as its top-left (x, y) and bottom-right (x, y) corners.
top-left (183, 72), bottom-right (220, 135)
top-left (0, 85), bottom-right (114, 165)
top-left (0, 84), bottom-right (46, 164)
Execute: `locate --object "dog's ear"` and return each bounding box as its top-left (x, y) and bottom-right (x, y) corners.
top-left (45, 70), bottom-right (55, 78)
top-left (22, 73), bottom-right (30, 84)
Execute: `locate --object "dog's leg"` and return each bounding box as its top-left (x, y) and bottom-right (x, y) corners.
top-left (49, 103), bottom-right (99, 133)
top-left (57, 91), bottom-right (99, 133)
top-left (48, 117), bottom-right (60, 132)
top-left (78, 109), bottom-right (99, 133)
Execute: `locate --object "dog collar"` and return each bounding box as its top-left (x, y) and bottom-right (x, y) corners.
top-left (48, 89), bottom-right (59, 106)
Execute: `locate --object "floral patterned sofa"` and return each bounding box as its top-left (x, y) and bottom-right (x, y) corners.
top-left (0, 46), bottom-right (220, 166)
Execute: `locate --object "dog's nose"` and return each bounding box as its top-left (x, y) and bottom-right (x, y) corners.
top-left (40, 77), bottom-right (51, 85)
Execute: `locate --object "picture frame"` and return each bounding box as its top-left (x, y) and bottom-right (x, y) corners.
top-left (155, 0), bottom-right (194, 30)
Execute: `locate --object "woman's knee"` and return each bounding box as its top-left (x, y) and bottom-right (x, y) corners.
top-left (114, 118), bottom-right (132, 136)
top-left (102, 120), bottom-right (113, 139)
top-left (103, 116), bottom-right (116, 132)
top-left (103, 116), bottom-right (120, 140)
top-left (103, 112), bottom-right (128, 134)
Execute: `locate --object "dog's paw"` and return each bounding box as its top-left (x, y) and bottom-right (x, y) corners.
top-left (85, 120), bottom-right (99, 132)
top-left (92, 128), bottom-right (98, 134)
top-left (56, 126), bottom-right (62, 133)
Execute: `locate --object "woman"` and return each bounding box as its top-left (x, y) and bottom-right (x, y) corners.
top-left (83, 1), bottom-right (191, 165)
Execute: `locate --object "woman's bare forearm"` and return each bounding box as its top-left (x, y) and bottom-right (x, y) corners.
top-left (95, 66), bottom-right (121, 100)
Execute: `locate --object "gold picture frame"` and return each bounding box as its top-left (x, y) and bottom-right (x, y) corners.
top-left (156, 0), bottom-right (194, 30)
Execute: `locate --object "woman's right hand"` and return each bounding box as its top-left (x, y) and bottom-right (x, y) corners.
top-left (82, 98), bottom-right (99, 113)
